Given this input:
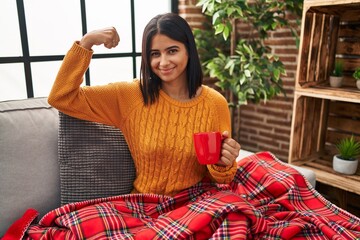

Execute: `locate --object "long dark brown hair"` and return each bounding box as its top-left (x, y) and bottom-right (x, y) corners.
top-left (140, 13), bottom-right (203, 105)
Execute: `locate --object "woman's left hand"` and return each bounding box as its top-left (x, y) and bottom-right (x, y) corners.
top-left (216, 131), bottom-right (241, 167)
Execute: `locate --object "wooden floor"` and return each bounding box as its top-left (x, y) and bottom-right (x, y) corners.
top-left (316, 182), bottom-right (360, 218)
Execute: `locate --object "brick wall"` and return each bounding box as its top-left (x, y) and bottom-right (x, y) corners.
top-left (178, 1), bottom-right (301, 161)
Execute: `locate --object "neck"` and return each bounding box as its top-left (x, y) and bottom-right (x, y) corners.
top-left (162, 82), bottom-right (189, 101)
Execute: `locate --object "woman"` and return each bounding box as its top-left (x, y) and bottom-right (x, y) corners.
top-left (48, 13), bottom-right (241, 197)
top-left (7, 13), bottom-right (360, 240)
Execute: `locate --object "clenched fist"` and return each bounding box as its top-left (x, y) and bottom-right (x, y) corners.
top-left (79, 27), bottom-right (120, 50)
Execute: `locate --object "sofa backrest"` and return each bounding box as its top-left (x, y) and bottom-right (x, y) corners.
top-left (0, 97), bottom-right (60, 236)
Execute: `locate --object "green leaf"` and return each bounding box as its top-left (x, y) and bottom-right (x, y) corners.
top-left (196, 0), bottom-right (207, 7)
top-left (224, 59), bottom-right (234, 69)
top-left (271, 22), bottom-right (278, 30)
top-left (273, 68), bottom-right (280, 80)
top-left (229, 63), bottom-right (235, 75)
top-left (214, 24), bottom-right (224, 35)
top-left (198, 0), bottom-right (210, 13)
top-left (243, 44), bottom-right (253, 54)
top-left (222, 25), bottom-right (230, 40)
top-left (244, 69), bottom-right (251, 77)
top-left (227, 7), bottom-right (235, 16)
top-left (212, 11), bottom-right (220, 24)
top-left (239, 74), bottom-right (246, 85)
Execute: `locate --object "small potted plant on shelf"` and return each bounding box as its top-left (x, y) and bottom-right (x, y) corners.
top-left (329, 60), bottom-right (344, 87)
top-left (333, 135), bottom-right (360, 175)
top-left (352, 67), bottom-right (360, 90)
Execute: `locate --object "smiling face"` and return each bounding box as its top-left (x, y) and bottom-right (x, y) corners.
top-left (150, 34), bottom-right (189, 86)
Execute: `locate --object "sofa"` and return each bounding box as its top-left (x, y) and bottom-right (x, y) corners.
top-left (0, 97), bottom-right (316, 236)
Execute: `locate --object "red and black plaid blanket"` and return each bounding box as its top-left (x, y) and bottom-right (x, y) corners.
top-left (4, 152), bottom-right (360, 239)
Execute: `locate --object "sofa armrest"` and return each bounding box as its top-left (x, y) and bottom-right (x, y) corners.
top-left (0, 98), bottom-right (60, 236)
top-left (237, 149), bottom-right (316, 187)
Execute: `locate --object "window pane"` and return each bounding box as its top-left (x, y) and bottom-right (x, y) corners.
top-left (31, 61), bottom-right (63, 98)
top-left (90, 58), bottom-right (134, 86)
top-left (0, 64), bottom-right (27, 101)
top-left (134, 0), bottom-right (172, 52)
top-left (0, 0), bottom-right (22, 57)
top-left (24, 0), bottom-right (82, 56)
top-left (86, 0), bottom-right (132, 54)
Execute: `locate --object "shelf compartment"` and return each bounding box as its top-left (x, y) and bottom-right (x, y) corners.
top-left (296, 1), bottom-right (360, 91)
top-left (289, 95), bottom-right (360, 192)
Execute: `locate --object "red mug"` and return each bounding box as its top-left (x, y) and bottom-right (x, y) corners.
top-left (193, 131), bottom-right (224, 165)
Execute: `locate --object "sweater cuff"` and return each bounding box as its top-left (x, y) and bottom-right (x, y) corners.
top-left (211, 164), bottom-right (233, 172)
top-left (207, 161), bottom-right (237, 184)
top-left (72, 41), bottom-right (94, 57)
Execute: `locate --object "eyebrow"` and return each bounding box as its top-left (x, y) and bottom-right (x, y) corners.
top-left (150, 45), bottom-right (180, 52)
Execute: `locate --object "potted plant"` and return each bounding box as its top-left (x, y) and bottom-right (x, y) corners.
top-left (195, 0), bottom-right (303, 137)
top-left (352, 67), bottom-right (360, 90)
top-left (329, 60), bottom-right (344, 87)
top-left (333, 135), bottom-right (360, 175)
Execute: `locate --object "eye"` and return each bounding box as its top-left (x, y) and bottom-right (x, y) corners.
top-left (168, 48), bottom-right (178, 54)
top-left (150, 51), bottom-right (160, 57)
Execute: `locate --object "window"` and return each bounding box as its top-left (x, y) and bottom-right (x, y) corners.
top-left (0, 0), bottom-right (177, 101)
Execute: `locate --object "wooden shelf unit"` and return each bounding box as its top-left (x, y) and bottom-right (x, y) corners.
top-left (289, 0), bottom-right (360, 204)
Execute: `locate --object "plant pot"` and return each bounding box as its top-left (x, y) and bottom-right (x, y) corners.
top-left (356, 79), bottom-right (360, 90)
top-left (333, 155), bottom-right (358, 175)
top-left (329, 76), bottom-right (343, 87)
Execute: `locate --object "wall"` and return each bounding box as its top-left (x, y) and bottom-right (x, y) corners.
top-left (178, 0), bottom-right (301, 161)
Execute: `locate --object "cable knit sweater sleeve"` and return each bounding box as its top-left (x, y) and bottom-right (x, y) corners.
top-left (206, 89), bottom-right (238, 183)
top-left (48, 42), bottom-right (141, 127)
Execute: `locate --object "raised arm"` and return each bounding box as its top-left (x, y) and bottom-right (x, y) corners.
top-left (48, 27), bottom-right (127, 126)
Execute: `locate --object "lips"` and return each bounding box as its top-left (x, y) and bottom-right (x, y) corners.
top-left (159, 67), bottom-right (175, 75)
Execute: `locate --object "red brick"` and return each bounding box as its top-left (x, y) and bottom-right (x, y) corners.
top-left (265, 38), bottom-right (297, 46)
top-left (259, 101), bottom-right (293, 110)
top-left (256, 108), bottom-right (288, 118)
top-left (273, 31), bottom-right (295, 38)
top-left (275, 48), bottom-right (300, 55)
top-left (250, 135), bottom-right (280, 148)
top-left (274, 128), bottom-right (291, 137)
top-left (266, 118), bottom-right (292, 127)
top-left (259, 131), bottom-right (290, 142)
top-left (179, 6), bottom-right (203, 14)
top-left (279, 56), bottom-right (297, 62)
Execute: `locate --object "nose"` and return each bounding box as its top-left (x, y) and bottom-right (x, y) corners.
top-left (159, 54), bottom-right (170, 67)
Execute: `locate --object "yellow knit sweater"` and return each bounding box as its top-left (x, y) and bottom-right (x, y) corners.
top-left (48, 42), bottom-right (237, 196)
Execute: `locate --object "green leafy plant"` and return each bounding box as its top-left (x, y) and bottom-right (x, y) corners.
top-left (195, 0), bottom-right (303, 106)
top-left (193, 20), bottom-right (229, 73)
top-left (353, 67), bottom-right (360, 80)
top-left (331, 60), bottom-right (344, 77)
top-left (195, 0), bottom-right (302, 137)
top-left (335, 136), bottom-right (360, 160)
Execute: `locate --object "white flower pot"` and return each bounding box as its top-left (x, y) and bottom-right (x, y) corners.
top-left (329, 76), bottom-right (343, 87)
top-left (356, 80), bottom-right (360, 90)
top-left (333, 155), bottom-right (358, 175)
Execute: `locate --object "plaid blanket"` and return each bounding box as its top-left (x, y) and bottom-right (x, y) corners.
top-left (8, 152), bottom-right (360, 239)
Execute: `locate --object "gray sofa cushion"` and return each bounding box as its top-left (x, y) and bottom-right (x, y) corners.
top-left (0, 97), bottom-right (60, 236)
top-left (58, 112), bottom-right (136, 205)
